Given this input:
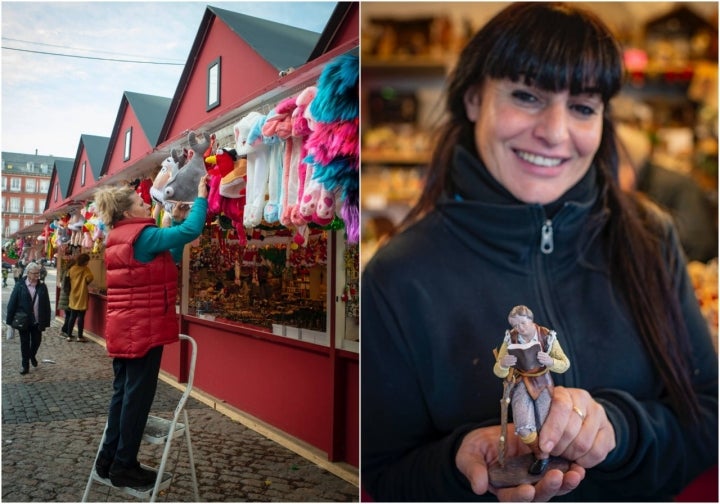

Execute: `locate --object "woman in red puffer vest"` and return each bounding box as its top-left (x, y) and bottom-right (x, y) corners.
top-left (90, 174), bottom-right (208, 488)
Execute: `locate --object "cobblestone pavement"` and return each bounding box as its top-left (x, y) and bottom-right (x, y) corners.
top-left (1, 270), bottom-right (359, 502)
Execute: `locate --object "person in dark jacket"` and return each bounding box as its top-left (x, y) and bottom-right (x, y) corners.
top-left (616, 122), bottom-right (718, 263)
top-left (361, 3), bottom-right (718, 502)
top-left (90, 174), bottom-right (208, 489)
top-left (5, 261), bottom-right (51, 375)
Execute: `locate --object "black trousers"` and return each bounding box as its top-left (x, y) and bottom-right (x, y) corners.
top-left (100, 345), bottom-right (163, 468)
top-left (19, 324), bottom-right (42, 369)
top-left (66, 308), bottom-right (87, 338)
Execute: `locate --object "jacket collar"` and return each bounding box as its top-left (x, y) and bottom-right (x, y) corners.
top-left (434, 146), bottom-right (606, 270)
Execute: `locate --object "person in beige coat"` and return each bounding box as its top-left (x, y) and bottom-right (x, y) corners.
top-left (66, 253), bottom-right (94, 342)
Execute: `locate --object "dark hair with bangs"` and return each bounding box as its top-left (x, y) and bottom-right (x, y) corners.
top-left (398, 2), bottom-right (701, 425)
top-left (452, 2), bottom-right (622, 104)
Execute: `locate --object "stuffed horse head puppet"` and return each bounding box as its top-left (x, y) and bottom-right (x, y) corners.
top-left (163, 131), bottom-right (210, 204)
top-left (150, 151), bottom-right (183, 204)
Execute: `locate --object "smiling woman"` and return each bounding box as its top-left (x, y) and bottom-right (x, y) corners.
top-left (361, 2), bottom-right (717, 502)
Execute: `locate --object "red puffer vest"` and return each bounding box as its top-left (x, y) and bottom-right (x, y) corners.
top-left (104, 218), bottom-right (179, 358)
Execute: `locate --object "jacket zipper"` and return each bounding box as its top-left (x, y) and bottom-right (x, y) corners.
top-left (535, 213), bottom-right (579, 387)
top-left (540, 219), bottom-right (554, 254)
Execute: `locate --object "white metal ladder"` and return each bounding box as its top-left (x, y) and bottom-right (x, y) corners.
top-left (82, 334), bottom-right (200, 502)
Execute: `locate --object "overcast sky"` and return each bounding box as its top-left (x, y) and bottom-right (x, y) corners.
top-left (1, 1), bottom-right (338, 158)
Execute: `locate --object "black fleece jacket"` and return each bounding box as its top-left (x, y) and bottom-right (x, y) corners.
top-left (361, 146), bottom-right (718, 501)
top-left (6, 279), bottom-right (52, 330)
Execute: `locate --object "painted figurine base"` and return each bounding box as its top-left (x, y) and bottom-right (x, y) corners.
top-left (488, 454), bottom-right (571, 488)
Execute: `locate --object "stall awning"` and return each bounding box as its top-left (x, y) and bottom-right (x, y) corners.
top-left (12, 221), bottom-right (47, 238)
top-left (40, 202), bottom-right (84, 222)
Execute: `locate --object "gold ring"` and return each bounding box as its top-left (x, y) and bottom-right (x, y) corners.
top-left (573, 405), bottom-right (586, 421)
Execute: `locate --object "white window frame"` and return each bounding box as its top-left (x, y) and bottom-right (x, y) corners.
top-left (25, 178), bottom-right (36, 193)
top-left (207, 56), bottom-right (221, 111)
top-left (124, 127), bottom-right (132, 161)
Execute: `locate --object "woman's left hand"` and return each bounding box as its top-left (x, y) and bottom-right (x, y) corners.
top-left (171, 203), bottom-right (191, 222)
top-left (539, 386), bottom-right (616, 469)
top-left (457, 425), bottom-right (585, 502)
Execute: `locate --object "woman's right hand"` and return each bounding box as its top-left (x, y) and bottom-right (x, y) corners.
top-left (198, 174), bottom-right (209, 198)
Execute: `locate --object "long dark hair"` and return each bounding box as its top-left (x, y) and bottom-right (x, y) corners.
top-left (403, 2), bottom-right (700, 423)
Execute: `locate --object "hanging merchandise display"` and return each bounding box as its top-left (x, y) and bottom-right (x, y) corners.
top-left (184, 52), bottom-right (360, 340)
top-left (304, 53), bottom-right (360, 244)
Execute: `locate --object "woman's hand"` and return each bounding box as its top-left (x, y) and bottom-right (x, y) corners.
top-left (456, 425), bottom-right (585, 502)
top-left (539, 386), bottom-right (616, 469)
top-left (197, 174), bottom-right (209, 199)
top-left (171, 203), bottom-right (191, 222)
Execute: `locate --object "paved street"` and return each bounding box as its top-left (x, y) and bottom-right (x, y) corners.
top-left (1, 268), bottom-right (359, 502)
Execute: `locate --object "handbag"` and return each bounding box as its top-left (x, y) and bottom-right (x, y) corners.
top-left (11, 289), bottom-right (38, 331)
top-left (11, 311), bottom-right (29, 331)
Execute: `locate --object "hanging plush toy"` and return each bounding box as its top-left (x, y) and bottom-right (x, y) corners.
top-left (304, 53), bottom-right (360, 243)
top-left (67, 209), bottom-right (86, 247)
top-left (151, 151), bottom-right (183, 205)
top-left (234, 111), bottom-right (266, 228)
top-left (163, 131), bottom-right (210, 204)
top-left (136, 178), bottom-right (153, 205)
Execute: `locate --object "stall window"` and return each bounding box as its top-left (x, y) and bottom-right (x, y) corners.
top-left (188, 225), bottom-right (331, 345)
top-left (207, 57), bottom-right (221, 111)
top-left (81, 161), bottom-right (87, 186)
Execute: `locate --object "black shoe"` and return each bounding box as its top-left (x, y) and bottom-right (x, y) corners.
top-left (30, 357), bottom-right (38, 367)
top-left (528, 457), bottom-right (550, 475)
top-left (109, 462), bottom-right (157, 488)
top-left (95, 455), bottom-right (113, 479)
top-left (19, 367), bottom-right (29, 375)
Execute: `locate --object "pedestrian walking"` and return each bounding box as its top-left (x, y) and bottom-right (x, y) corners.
top-left (66, 253), bottom-right (93, 342)
top-left (5, 261), bottom-right (52, 375)
top-left (13, 260), bottom-right (25, 285)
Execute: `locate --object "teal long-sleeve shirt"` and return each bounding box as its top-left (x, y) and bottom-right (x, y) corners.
top-left (133, 197), bottom-right (207, 264)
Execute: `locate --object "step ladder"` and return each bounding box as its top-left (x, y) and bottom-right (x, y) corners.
top-left (82, 334), bottom-right (200, 502)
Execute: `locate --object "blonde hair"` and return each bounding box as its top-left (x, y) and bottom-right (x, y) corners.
top-left (93, 185), bottom-right (136, 228)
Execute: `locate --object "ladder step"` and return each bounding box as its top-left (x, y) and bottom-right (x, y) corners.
top-left (143, 415), bottom-right (185, 443)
